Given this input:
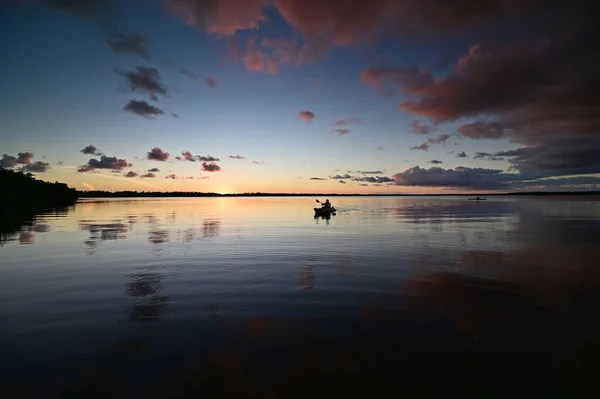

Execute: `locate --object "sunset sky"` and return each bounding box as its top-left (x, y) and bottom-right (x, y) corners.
top-left (1, 0), bottom-right (599, 193)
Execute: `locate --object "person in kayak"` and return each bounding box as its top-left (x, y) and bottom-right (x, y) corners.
top-left (322, 199), bottom-right (332, 209)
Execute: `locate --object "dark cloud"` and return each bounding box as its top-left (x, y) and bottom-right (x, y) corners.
top-left (118, 67), bottom-right (168, 98)
top-left (473, 152), bottom-right (505, 161)
top-left (124, 171), bottom-right (138, 178)
top-left (494, 136), bottom-right (600, 176)
top-left (202, 162), bottom-right (221, 172)
top-left (228, 155), bottom-right (246, 160)
top-left (148, 168), bottom-right (160, 172)
top-left (1, 152), bottom-right (46, 171)
top-left (334, 128), bottom-right (350, 135)
top-left (141, 172), bottom-right (157, 178)
top-left (410, 143), bottom-right (429, 151)
top-left (377, 146), bottom-right (384, 151)
top-left (392, 165), bottom-right (600, 190)
top-left (39, 0), bottom-right (114, 16)
top-left (17, 152), bottom-right (34, 164)
top-left (123, 100), bottom-right (166, 118)
top-left (204, 77), bottom-right (219, 88)
top-left (310, 177), bottom-right (326, 180)
top-left (457, 151), bottom-right (468, 158)
top-left (147, 147), bottom-right (170, 162)
top-left (1, 154), bottom-right (17, 168)
top-left (361, 15), bottom-right (600, 177)
top-left (197, 155), bottom-right (220, 162)
top-left (457, 122), bottom-right (508, 140)
top-left (335, 117), bottom-right (361, 126)
top-left (165, 0), bottom-right (584, 49)
top-left (297, 110), bottom-right (315, 123)
top-left (19, 161), bottom-right (50, 173)
top-left (330, 174), bottom-right (353, 180)
top-left (181, 151), bottom-right (196, 162)
top-left (392, 166), bottom-right (516, 189)
top-left (106, 32), bottom-right (149, 58)
top-left (427, 134), bottom-right (451, 145)
top-left (165, 174), bottom-right (177, 179)
top-left (81, 144), bottom-right (102, 155)
top-left (359, 170), bottom-right (383, 174)
top-left (409, 120), bottom-right (432, 135)
top-left (78, 155), bottom-right (131, 172)
top-left (339, 180), bottom-right (347, 184)
top-left (352, 176), bottom-right (394, 183)
top-left (429, 160), bottom-right (443, 164)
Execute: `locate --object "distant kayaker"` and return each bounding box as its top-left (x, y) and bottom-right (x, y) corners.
top-left (323, 199), bottom-right (332, 209)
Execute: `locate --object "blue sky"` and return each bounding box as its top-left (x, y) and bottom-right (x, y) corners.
top-left (1, 0), bottom-right (598, 193)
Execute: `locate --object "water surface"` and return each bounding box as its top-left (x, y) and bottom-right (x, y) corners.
top-left (1, 196), bottom-right (599, 397)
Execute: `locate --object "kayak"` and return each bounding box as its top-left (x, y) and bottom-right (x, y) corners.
top-left (314, 207), bottom-right (336, 215)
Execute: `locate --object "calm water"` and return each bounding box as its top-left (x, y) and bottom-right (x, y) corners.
top-left (1, 196), bottom-right (600, 397)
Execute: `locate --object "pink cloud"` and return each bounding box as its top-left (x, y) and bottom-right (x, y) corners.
top-left (334, 128), bottom-right (350, 135)
top-left (297, 110), bottom-right (315, 123)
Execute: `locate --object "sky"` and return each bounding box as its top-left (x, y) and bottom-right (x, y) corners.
top-left (1, 0), bottom-right (599, 193)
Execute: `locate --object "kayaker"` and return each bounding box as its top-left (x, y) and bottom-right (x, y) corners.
top-left (322, 199), bottom-right (332, 209)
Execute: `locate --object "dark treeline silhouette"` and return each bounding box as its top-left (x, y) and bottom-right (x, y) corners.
top-left (0, 169), bottom-right (79, 237)
top-left (80, 190), bottom-right (600, 198)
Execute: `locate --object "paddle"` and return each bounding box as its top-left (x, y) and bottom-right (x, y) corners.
top-left (316, 199), bottom-right (321, 203)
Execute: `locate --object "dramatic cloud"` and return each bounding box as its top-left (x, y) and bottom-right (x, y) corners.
top-left (310, 177), bottom-right (326, 180)
top-left (197, 155), bottom-right (220, 162)
top-left (297, 110), bottom-right (315, 123)
top-left (335, 117), bottom-right (361, 126)
top-left (165, 0), bottom-right (265, 36)
top-left (78, 155), bottom-right (131, 172)
top-left (165, 174), bottom-right (178, 179)
top-left (409, 120), bottom-right (432, 135)
top-left (124, 171), bottom-right (138, 178)
top-left (410, 143), bottom-right (429, 151)
top-left (81, 144), bottom-right (101, 155)
top-left (339, 180), bottom-right (346, 184)
top-left (123, 100), bottom-right (166, 117)
top-left (228, 155), bottom-right (246, 160)
top-left (148, 168), bottom-right (160, 172)
top-left (141, 172), bottom-right (157, 178)
top-left (457, 151), bottom-right (468, 158)
top-left (429, 160), bottom-right (443, 164)
top-left (334, 128), bottom-right (350, 136)
top-left (147, 147), bottom-right (170, 162)
top-left (166, 0), bottom-right (575, 50)
top-left (118, 67), bottom-right (169, 98)
top-left (427, 134), bottom-right (451, 145)
top-left (202, 162), bottom-right (221, 172)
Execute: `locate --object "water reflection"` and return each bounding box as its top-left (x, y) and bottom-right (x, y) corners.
top-left (126, 272), bottom-right (168, 322)
top-left (202, 219), bottom-right (220, 238)
top-left (2, 197), bottom-right (600, 397)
